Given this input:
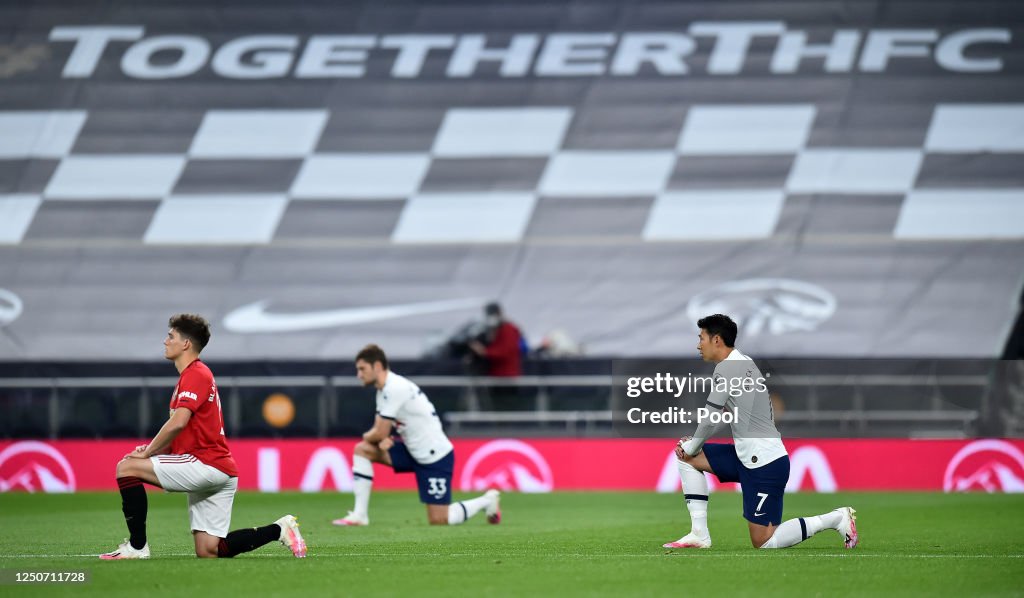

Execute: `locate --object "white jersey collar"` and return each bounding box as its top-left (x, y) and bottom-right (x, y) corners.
top-left (723, 348), bottom-right (748, 361)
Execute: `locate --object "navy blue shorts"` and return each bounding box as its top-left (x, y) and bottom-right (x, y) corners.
top-left (703, 443), bottom-right (790, 526)
top-left (388, 442), bottom-right (454, 505)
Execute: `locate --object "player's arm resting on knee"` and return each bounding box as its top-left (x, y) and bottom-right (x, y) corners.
top-left (681, 375), bottom-right (729, 457)
top-left (133, 443), bottom-right (170, 457)
top-left (362, 415), bottom-right (393, 445)
top-left (132, 408), bottom-right (192, 459)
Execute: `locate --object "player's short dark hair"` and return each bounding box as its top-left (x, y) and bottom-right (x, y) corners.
top-left (169, 313), bottom-right (211, 353)
top-left (355, 344), bottom-right (388, 369)
top-left (485, 302), bottom-right (502, 317)
top-left (697, 314), bottom-right (737, 347)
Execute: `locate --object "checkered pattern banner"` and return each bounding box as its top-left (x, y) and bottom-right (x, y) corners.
top-left (0, 0), bottom-right (1022, 361)
top-left (2, 104), bottom-right (1023, 244)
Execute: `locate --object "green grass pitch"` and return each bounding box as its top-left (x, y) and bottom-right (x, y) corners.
top-left (1, 491), bottom-right (1022, 596)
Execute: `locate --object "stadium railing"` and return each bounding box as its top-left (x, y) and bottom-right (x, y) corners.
top-left (0, 371), bottom-right (992, 439)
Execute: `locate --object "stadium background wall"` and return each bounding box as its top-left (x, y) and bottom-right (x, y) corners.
top-left (2, 0), bottom-right (1023, 496)
top-left (0, 0), bottom-right (1022, 361)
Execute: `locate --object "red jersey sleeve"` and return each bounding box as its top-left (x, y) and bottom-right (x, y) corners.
top-left (172, 368), bottom-right (210, 413)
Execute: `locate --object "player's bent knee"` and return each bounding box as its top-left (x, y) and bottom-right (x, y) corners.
top-left (749, 527), bottom-right (773, 548)
top-left (194, 534), bottom-right (220, 558)
top-left (115, 459), bottom-right (135, 478)
top-left (681, 452), bottom-right (712, 474)
top-left (427, 506), bottom-right (449, 526)
top-left (194, 540), bottom-right (218, 558)
top-left (354, 442), bottom-right (373, 458)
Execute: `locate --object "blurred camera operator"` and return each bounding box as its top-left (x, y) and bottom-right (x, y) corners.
top-left (468, 302), bottom-right (523, 377)
top-left (468, 302), bottom-right (525, 410)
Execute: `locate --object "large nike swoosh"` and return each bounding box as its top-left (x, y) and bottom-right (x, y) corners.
top-left (223, 297), bottom-right (483, 333)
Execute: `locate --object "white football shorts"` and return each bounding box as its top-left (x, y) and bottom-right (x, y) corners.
top-left (151, 454), bottom-right (237, 538)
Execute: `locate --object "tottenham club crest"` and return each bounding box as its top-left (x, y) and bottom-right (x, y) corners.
top-left (686, 278), bottom-right (836, 336)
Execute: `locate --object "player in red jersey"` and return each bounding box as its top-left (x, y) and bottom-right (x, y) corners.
top-left (99, 314), bottom-right (306, 560)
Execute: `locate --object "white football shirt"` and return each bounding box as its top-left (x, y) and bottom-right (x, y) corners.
top-left (376, 371), bottom-right (453, 465)
top-left (713, 349), bottom-right (788, 469)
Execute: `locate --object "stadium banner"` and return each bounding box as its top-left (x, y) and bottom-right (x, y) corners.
top-left (1, 438), bottom-right (1022, 494)
top-left (1, 0), bottom-right (1024, 362)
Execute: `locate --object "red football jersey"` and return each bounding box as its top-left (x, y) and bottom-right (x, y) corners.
top-left (168, 360), bottom-right (238, 477)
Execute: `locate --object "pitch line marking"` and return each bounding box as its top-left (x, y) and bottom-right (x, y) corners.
top-left (3, 553), bottom-right (1023, 560)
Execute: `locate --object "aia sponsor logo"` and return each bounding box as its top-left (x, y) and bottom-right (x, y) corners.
top-left (0, 441), bottom-right (76, 493)
top-left (460, 439), bottom-right (553, 493)
top-left (944, 439), bottom-right (1024, 493)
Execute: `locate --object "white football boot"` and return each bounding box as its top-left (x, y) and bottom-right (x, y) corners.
top-left (662, 532), bottom-right (712, 549)
top-left (276, 514), bottom-right (307, 558)
top-left (836, 507), bottom-right (858, 549)
top-left (484, 489), bottom-right (501, 524)
top-left (332, 511), bottom-right (369, 526)
top-left (99, 539), bottom-right (150, 560)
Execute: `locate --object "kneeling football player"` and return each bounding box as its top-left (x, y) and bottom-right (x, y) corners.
top-left (665, 314), bottom-right (858, 550)
top-left (100, 314), bottom-right (306, 559)
top-left (333, 344), bottom-right (500, 527)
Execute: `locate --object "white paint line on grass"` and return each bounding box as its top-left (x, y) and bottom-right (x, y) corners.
top-left (2, 553), bottom-right (1023, 560)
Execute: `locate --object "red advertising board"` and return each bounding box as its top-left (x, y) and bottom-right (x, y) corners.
top-left (1, 438), bottom-right (1022, 493)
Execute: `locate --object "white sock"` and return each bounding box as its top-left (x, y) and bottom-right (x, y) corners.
top-left (677, 459), bottom-right (709, 537)
top-left (760, 510), bottom-right (843, 549)
top-left (352, 455), bottom-right (374, 518)
top-left (447, 494), bottom-right (491, 525)
top-left (805, 509), bottom-right (843, 535)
